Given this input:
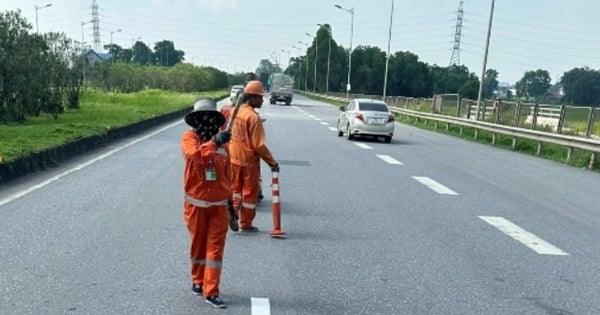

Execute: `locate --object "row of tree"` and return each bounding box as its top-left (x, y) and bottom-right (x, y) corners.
top-left (0, 10), bottom-right (233, 123)
top-left (277, 24), bottom-right (600, 106)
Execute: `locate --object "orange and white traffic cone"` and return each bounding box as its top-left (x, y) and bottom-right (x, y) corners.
top-left (270, 171), bottom-right (285, 238)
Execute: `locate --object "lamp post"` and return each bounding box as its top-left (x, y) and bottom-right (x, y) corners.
top-left (318, 23), bottom-right (331, 95)
top-left (335, 4), bottom-right (354, 99)
top-left (298, 40), bottom-right (309, 90)
top-left (110, 29), bottom-right (122, 63)
top-left (35, 3), bottom-right (53, 34)
top-left (383, 0), bottom-right (394, 100)
top-left (281, 49), bottom-right (291, 70)
top-left (305, 32), bottom-right (318, 92)
top-left (292, 45), bottom-right (303, 90)
top-left (81, 20), bottom-right (91, 83)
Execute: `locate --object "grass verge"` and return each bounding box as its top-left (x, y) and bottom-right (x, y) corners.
top-left (0, 88), bottom-right (227, 163)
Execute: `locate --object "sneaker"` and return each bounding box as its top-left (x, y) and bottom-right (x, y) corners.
top-left (205, 295), bottom-right (226, 308)
top-left (192, 283), bottom-right (203, 296)
top-left (239, 226), bottom-right (259, 233)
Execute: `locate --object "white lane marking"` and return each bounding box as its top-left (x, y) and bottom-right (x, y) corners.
top-left (251, 297), bottom-right (271, 315)
top-left (412, 176), bottom-right (458, 195)
top-left (354, 143), bottom-right (373, 150)
top-left (376, 154), bottom-right (403, 165)
top-left (328, 127), bottom-right (337, 132)
top-left (315, 118), bottom-right (322, 121)
top-left (320, 122), bottom-right (329, 126)
top-left (479, 216), bottom-right (569, 256)
top-left (0, 121), bottom-right (182, 208)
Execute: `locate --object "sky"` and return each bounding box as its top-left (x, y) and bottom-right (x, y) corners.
top-left (2, 0), bottom-right (600, 85)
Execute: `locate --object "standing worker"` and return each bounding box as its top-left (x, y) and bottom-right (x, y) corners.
top-left (181, 98), bottom-right (233, 308)
top-left (492, 97), bottom-right (502, 123)
top-left (229, 80), bottom-right (279, 232)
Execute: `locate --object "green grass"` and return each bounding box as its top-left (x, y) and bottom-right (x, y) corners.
top-left (299, 92), bottom-right (600, 173)
top-left (0, 88), bottom-right (227, 163)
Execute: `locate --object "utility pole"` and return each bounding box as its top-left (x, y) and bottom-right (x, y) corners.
top-left (305, 33), bottom-right (318, 93)
top-left (298, 40), bottom-right (309, 90)
top-left (292, 45), bottom-right (303, 90)
top-left (476, 0), bottom-right (495, 120)
top-left (383, 0), bottom-right (394, 100)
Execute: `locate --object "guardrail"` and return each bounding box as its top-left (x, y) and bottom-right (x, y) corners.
top-left (300, 91), bottom-right (600, 169)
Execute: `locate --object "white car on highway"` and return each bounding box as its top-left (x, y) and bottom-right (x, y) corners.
top-left (337, 98), bottom-right (395, 143)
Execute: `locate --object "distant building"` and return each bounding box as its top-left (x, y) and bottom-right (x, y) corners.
top-left (497, 81), bottom-right (510, 98)
top-left (83, 49), bottom-right (113, 66)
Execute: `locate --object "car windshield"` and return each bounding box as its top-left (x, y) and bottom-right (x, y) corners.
top-left (359, 102), bottom-right (388, 112)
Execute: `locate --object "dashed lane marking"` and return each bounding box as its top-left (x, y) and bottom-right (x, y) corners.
top-left (354, 143), bottom-right (373, 149)
top-left (251, 297), bottom-right (271, 315)
top-left (376, 154), bottom-right (403, 165)
top-left (328, 127), bottom-right (337, 132)
top-left (320, 122), bottom-right (329, 125)
top-left (479, 216), bottom-right (569, 256)
top-left (412, 176), bottom-right (458, 195)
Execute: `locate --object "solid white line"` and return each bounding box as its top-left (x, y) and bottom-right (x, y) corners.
top-left (0, 121), bottom-right (182, 208)
top-left (251, 297), bottom-right (271, 315)
top-left (320, 122), bottom-right (329, 125)
top-left (478, 216), bottom-right (569, 255)
top-left (354, 143), bottom-right (372, 149)
top-left (328, 127), bottom-right (337, 132)
top-left (376, 154), bottom-right (403, 165)
top-left (412, 176), bottom-right (458, 195)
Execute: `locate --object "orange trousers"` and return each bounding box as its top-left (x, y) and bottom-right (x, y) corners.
top-left (183, 202), bottom-right (229, 297)
top-left (230, 162), bottom-right (261, 229)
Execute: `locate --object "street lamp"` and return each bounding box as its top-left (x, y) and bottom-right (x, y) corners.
top-left (318, 23), bottom-right (331, 95)
top-left (383, 0), bottom-right (394, 100)
top-left (292, 45), bottom-right (303, 90)
top-left (281, 49), bottom-right (291, 70)
top-left (305, 32), bottom-right (318, 93)
top-left (335, 3), bottom-right (354, 99)
top-left (110, 29), bottom-right (122, 63)
top-left (81, 20), bottom-right (91, 83)
top-left (35, 3), bottom-right (53, 34)
top-left (298, 40), bottom-right (309, 90)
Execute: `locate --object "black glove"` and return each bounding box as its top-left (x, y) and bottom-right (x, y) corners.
top-left (270, 162), bottom-right (279, 172)
top-left (213, 130), bottom-right (231, 146)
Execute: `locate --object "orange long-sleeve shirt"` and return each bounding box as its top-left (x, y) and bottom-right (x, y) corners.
top-left (181, 130), bottom-right (231, 202)
top-left (229, 104), bottom-right (276, 167)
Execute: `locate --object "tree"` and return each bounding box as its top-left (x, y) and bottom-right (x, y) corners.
top-left (132, 41), bottom-right (153, 65)
top-left (515, 69), bottom-right (551, 102)
top-left (561, 67), bottom-right (600, 106)
top-left (387, 51), bottom-right (432, 97)
top-left (483, 68), bottom-right (499, 98)
top-left (153, 40), bottom-right (184, 66)
top-left (256, 59), bottom-right (281, 76)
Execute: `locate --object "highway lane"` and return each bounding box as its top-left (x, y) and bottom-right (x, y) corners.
top-left (1, 93), bottom-right (599, 314)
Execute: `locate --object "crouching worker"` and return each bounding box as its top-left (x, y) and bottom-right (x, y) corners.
top-left (181, 98), bottom-right (232, 309)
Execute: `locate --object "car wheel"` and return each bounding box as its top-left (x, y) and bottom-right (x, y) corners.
top-left (337, 120), bottom-right (343, 137)
top-left (270, 99), bottom-right (276, 105)
top-left (384, 136), bottom-right (392, 143)
top-left (346, 124), bottom-right (354, 140)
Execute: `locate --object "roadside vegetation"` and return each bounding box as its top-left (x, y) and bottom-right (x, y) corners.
top-left (0, 89), bottom-right (226, 163)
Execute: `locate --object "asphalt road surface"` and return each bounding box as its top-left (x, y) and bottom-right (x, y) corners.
top-left (1, 93), bottom-right (600, 315)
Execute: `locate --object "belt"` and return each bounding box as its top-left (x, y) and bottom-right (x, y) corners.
top-left (184, 195), bottom-right (228, 208)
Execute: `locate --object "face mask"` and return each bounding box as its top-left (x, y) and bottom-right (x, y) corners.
top-left (194, 113), bottom-right (220, 141)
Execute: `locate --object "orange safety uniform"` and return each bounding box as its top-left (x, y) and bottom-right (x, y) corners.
top-left (219, 103), bottom-right (235, 130)
top-left (229, 103), bottom-right (276, 229)
top-left (181, 130), bottom-right (230, 297)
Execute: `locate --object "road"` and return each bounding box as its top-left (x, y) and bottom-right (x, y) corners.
top-left (1, 93), bottom-right (600, 314)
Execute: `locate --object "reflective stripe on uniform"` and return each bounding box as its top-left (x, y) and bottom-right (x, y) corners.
top-left (191, 258), bottom-right (223, 269)
top-left (184, 195), bottom-right (228, 208)
top-left (232, 192), bottom-right (242, 199)
top-left (242, 202), bottom-right (256, 209)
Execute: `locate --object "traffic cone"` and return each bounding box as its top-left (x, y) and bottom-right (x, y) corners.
top-left (270, 171), bottom-right (285, 238)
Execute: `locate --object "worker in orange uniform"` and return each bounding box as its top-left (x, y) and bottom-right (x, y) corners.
top-left (229, 80), bottom-right (279, 232)
top-left (181, 98), bottom-right (233, 308)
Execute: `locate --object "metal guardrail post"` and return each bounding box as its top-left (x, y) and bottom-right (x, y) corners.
top-left (515, 102), bottom-right (521, 127)
top-left (585, 108), bottom-right (596, 138)
top-left (532, 103), bottom-right (539, 129)
top-left (557, 105), bottom-right (566, 134)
